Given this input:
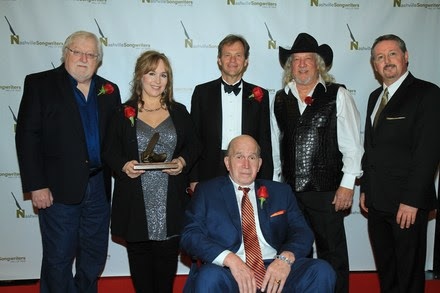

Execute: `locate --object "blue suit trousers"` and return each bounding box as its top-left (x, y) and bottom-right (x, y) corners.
top-left (38, 173), bottom-right (110, 293)
top-left (184, 257), bottom-right (336, 293)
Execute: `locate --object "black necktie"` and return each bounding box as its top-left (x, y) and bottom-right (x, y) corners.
top-left (222, 80), bottom-right (241, 96)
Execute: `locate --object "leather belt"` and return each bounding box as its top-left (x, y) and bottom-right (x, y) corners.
top-left (89, 166), bottom-right (103, 177)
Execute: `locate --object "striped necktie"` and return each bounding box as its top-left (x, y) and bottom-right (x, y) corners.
top-left (373, 88), bottom-right (389, 128)
top-left (239, 186), bottom-right (266, 288)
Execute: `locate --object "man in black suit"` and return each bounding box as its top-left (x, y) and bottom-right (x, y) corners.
top-left (189, 34), bottom-right (273, 190)
top-left (15, 31), bottom-right (121, 293)
top-left (360, 34), bottom-right (440, 293)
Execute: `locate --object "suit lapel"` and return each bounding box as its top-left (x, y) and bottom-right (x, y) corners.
top-left (373, 73), bottom-right (414, 130)
top-left (95, 77), bottom-right (110, 143)
top-left (254, 180), bottom-right (271, 241)
top-left (366, 88), bottom-right (381, 143)
top-left (221, 177), bottom-right (242, 233)
top-left (55, 66), bottom-right (86, 143)
top-left (241, 81), bottom-right (254, 133)
top-left (212, 78), bottom-right (223, 145)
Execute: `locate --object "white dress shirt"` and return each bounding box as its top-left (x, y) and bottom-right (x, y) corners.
top-left (221, 80), bottom-right (243, 150)
top-left (371, 71), bottom-right (409, 124)
top-left (212, 179), bottom-right (277, 266)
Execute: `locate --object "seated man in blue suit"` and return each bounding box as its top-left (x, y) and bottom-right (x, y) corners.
top-left (180, 135), bottom-right (335, 293)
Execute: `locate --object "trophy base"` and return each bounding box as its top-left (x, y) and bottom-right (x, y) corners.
top-left (134, 162), bottom-right (178, 170)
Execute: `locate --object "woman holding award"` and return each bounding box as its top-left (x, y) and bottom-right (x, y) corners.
top-left (103, 50), bottom-right (200, 293)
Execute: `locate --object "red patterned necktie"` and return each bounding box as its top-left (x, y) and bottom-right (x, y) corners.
top-left (239, 186), bottom-right (266, 288)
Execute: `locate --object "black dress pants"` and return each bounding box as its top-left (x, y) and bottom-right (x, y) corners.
top-left (368, 207), bottom-right (428, 293)
top-left (296, 191), bottom-right (348, 293)
top-left (126, 237), bottom-right (180, 293)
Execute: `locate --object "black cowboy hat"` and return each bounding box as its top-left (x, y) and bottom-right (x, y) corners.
top-left (279, 33), bottom-right (333, 69)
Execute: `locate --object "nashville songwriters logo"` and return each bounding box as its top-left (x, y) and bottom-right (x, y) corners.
top-left (226, 0), bottom-right (276, 7)
top-left (346, 24), bottom-right (370, 51)
top-left (141, 0), bottom-right (193, 5)
top-left (94, 18), bottom-right (150, 49)
top-left (4, 16), bottom-right (63, 47)
top-left (393, 0), bottom-right (440, 9)
top-left (9, 105), bottom-right (17, 132)
top-left (67, 0), bottom-right (107, 3)
top-left (180, 21), bottom-right (216, 49)
top-left (310, 0), bottom-right (360, 9)
top-left (11, 192), bottom-right (37, 219)
top-left (0, 256), bottom-right (26, 263)
top-left (265, 22), bottom-right (277, 50)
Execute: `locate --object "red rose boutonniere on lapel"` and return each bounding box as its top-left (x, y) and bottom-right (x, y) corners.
top-left (257, 185), bottom-right (269, 209)
top-left (304, 96), bottom-right (314, 106)
top-left (98, 83), bottom-right (114, 96)
top-left (248, 86), bottom-right (264, 103)
top-left (124, 106), bottom-right (136, 127)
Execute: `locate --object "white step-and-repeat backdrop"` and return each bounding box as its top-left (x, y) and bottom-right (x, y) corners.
top-left (1, 0), bottom-right (439, 280)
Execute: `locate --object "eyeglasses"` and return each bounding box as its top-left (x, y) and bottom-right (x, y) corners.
top-left (66, 47), bottom-right (99, 60)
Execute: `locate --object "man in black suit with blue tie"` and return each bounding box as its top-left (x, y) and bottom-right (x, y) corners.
top-left (360, 34), bottom-right (440, 293)
top-left (181, 135), bottom-right (335, 292)
top-left (15, 31), bottom-right (121, 293)
top-left (189, 34), bottom-right (273, 191)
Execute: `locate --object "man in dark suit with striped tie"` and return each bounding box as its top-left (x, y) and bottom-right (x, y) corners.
top-left (361, 34), bottom-right (440, 293)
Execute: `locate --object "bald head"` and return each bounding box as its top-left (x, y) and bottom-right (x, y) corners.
top-left (224, 135), bottom-right (262, 186)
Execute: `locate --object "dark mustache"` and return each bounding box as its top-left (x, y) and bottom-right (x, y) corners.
top-left (384, 64), bottom-right (395, 70)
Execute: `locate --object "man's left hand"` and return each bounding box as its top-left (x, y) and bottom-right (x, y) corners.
top-left (333, 186), bottom-right (354, 211)
top-left (396, 203), bottom-right (418, 229)
top-left (261, 253), bottom-right (293, 293)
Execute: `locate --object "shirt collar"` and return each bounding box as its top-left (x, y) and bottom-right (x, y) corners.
top-left (284, 75), bottom-right (327, 96)
top-left (229, 176), bottom-right (255, 192)
top-left (383, 70), bottom-right (409, 98)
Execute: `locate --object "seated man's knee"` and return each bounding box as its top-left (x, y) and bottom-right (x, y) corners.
top-left (288, 258), bottom-right (336, 292)
top-left (313, 259), bottom-right (336, 281)
top-left (193, 264), bottom-right (237, 292)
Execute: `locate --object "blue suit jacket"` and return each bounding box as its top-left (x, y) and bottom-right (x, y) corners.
top-left (180, 176), bottom-right (313, 263)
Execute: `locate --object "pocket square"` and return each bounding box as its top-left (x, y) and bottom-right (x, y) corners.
top-left (386, 116), bottom-right (406, 120)
top-left (270, 210), bottom-right (286, 217)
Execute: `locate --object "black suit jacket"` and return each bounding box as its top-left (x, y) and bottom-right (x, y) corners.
top-left (15, 65), bottom-right (121, 204)
top-left (190, 77), bottom-right (273, 182)
top-left (102, 101), bottom-right (201, 241)
top-left (361, 72), bottom-right (440, 212)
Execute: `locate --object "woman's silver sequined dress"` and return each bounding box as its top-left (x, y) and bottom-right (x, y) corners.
top-left (136, 117), bottom-right (176, 240)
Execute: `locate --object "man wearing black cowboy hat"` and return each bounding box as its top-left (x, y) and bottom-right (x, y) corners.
top-left (272, 32), bottom-right (364, 293)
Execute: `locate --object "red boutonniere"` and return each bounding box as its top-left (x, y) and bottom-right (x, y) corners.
top-left (98, 83), bottom-right (114, 96)
top-left (304, 96), bottom-right (314, 106)
top-left (124, 106), bottom-right (136, 127)
top-left (248, 86), bottom-right (264, 103)
top-left (257, 185), bottom-right (269, 209)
